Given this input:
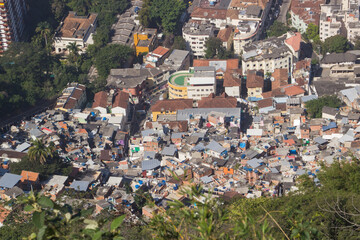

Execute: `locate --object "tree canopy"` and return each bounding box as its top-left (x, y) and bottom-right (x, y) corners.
top-left (267, 21), bottom-right (290, 38)
top-left (305, 95), bottom-right (342, 118)
top-left (94, 44), bottom-right (134, 79)
top-left (205, 37), bottom-right (233, 59)
top-left (4, 158), bottom-right (360, 239)
top-left (306, 23), bottom-right (320, 43)
top-left (322, 35), bottom-right (350, 54)
top-left (139, 0), bottom-right (186, 34)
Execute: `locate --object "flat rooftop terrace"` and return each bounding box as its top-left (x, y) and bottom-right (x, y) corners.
top-left (169, 71), bottom-right (194, 87)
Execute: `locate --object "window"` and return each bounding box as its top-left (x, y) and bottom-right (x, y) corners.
top-left (247, 64), bottom-right (250, 67)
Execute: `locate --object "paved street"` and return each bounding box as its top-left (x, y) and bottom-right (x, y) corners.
top-left (278, 0), bottom-right (291, 23)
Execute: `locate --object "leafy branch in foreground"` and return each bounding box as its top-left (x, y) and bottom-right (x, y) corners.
top-left (21, 192), bottom-right (125, 240)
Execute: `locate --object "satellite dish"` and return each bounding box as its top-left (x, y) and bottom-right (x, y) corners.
top-left (270, 77), bottom-right (275, 82)
top-left (110, 89), bottom-right (115, 95)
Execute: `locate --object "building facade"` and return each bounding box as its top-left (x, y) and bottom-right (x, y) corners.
top-left (319, 0), bottom-right (360, 42)
top-left (242, 35), bottom-right (295, 75)
top-left (183, 21), bottom-right (215, 58)
top-left (168, 67), bottom-right (217, 100)
top-left (0, 0), bottom-right (27, 51)
top-left (54, 12), bottom-right (98, 54)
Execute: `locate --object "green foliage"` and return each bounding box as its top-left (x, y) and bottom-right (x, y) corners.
top-left (7, 159), bottom-right (360, 239)
top-left (205, 37), bottom-right (233, 59)
top-left (305, 95), bottom-right (342, 118)
top-left (94, 44), bottom-right (134, 80)
top-left (306, 23), bottom-right (320, 44)
top-left (172, 36), bottom-right (187, 50)
top-left (148, 185), bottom-right (277, 239)
top-left (139, 0), bottom-right (186, 34)
top-left (0, 42), bottom-right (56, 119)
top-left (10, 141), bottom-right (72, 180)
top-left (134, 188), bottom-right (153, 209)
top-left (322, 35), bottom-right (350, 54)
top-left (267, 21), bottom-right (290, 38)
top-left (20, 192), bottom-right (126, 239)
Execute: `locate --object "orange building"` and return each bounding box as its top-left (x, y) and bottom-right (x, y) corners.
top-left (134, 28), bottom-right (157, 56)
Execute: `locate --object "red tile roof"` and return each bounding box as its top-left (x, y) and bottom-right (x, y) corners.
top-left (257, 98), bottom-right (273, 109)
top-left (223, 69), bottom-right (242, 87)
top-left (58, 12), bottom-right (98, 39)
top-left (191, 7), bottom-right (227, 19)
top-left (290, 0), bottom-right (325, 25)
top-left (151, 99), bottom-right (193, 112)
top-left (284, 85), bottom-right (305, 96)
top-left (246, 70), bottom-right (264, 88)
top-left (145, 64), bottom-right (155, 68)
top-left (151, 46), bottom-right (170, 56)
top-left (21, 170), bottom-right (39, 182)
top-left (272, 68), bottom-right (288, 89)
top-left (217, 27), bottom-right (232, 42)
top-left (112, 91), bottom-right (129, 109)
top-left (92, 91), bottom-right (108, 108)
top-left (198, 93), bottom-right (237, 108)
top-left (0, 206), bottom-right (10, 224)
top-left (295, 59), bottom-right (311, 71)
top-left (193, 59), bottom-right (239, 70)
top-left (285, 32), bottom-right (301, 52)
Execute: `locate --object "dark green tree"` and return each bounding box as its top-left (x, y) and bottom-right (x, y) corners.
top-left (267, 21), bottom-right (290, 38)
top-left (322, 35), bottom-right (350, 54)
top-left (305, 95), bottom-right (341, 118)
top-left (139, 0), bottom-right (186, 34)
top-left (205, 37), bottom-right (225, 59)
top-left (306, 23), bottom-right (320, 43)
top-left (172, 36), bottom-right (187, 50)
top-left (94, 44), bottom-right (134, 79)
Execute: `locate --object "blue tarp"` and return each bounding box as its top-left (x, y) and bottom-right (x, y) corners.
top-left (322, 122), bottom-right (337, 131)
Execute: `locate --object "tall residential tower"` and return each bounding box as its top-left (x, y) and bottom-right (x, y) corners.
top-left (0, 0), bottom-right (27, 51)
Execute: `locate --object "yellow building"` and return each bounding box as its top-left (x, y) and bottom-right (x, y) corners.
top-left (133, 28), bottom-right (157, 56)
top-left (168, 68), bottom-right (217, 100)
top-left (150, 99), bottom-right (193, 121)
top-left (246, 70), bottom-right (264, 101)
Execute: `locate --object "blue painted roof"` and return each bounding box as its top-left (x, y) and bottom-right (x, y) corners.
top-left (322, 122), bottom-right (337, 131)
top-left (200, 176), bottom-right (213, 184)
top-left (206, 140), bottom-right (226, 153)
top-left (70, 180), bottom-right (90, 191)
top-left (142, 159), bottom-right (161, 171)
top-left (0, 173), bottom-right (22, 188)
top-left (162, 145), bottom-right (177, 156)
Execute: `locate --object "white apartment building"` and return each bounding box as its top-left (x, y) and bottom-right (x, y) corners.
top-left (233, 21), bottom-right (260, 55)
top-left (319, 0), bottom-right (360, 42)
top-left (0, 0), bottom-right (27, 51)
top-left (241, 34), bottom-right (300, 75)
top-left (183, 21), bottom-right (215, 58)
top-left (290, 0), bottom-right (325, 34)
top-left (168, 67), bottom-right (217, 100)
top-left (54, 12), bottom-right (98, 54)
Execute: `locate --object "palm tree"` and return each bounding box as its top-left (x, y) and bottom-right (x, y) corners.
top-left (28, 139), bottom-right (49, 165)
top-left (35, 22), bottom-right (51, 47)
top-left (66, 42), bottom-right (81, 70)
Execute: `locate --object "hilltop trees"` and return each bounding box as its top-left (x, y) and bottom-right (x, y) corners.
top-left (305, 95), bottom-right (342, 118)
top-left (139, 0), bottom-right (186, 34)
top-left (322, 35), bottom-right (350, 54)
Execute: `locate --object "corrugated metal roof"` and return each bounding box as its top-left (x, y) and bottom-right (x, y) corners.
top-left (70, 180), bottom-right (90, 191)
top-left (0, 173), bottom-right (22, 189)
top-left (142, 159), bottom-right (161, 171)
